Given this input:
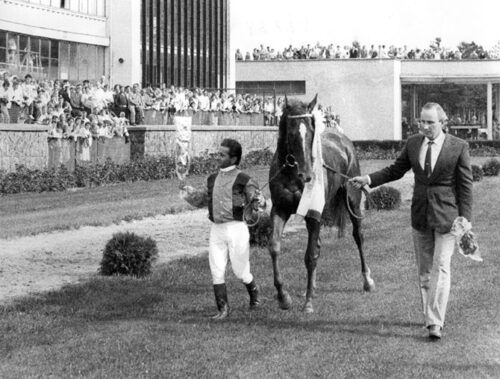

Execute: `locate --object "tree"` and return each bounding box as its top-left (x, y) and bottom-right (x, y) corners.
top-left (488, 41), bottom-right (500, 59)
top-left (457, 41), bottom-right (488, 59)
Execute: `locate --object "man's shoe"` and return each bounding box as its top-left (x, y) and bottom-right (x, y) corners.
top-left (428, 325), bottom-right (442, 340)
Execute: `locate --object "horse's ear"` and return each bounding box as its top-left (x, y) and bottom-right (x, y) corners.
top-left (308, 94), bottom-right (318, 112)
top-left (284, 95), bottom-right (288, 108)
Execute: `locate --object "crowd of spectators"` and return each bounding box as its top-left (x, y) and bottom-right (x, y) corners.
top-left (0, 71), bottom-right (342, 132)
top-left (236, 40), bottom-right (499, 61)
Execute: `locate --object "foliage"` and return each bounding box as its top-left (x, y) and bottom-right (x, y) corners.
top-left (457, 41), bottom-right (489, 59)
top-left (481, 158), bottom-right (500, 176)
top-left (488, 40), bottom-right (500, 59)
top-left (1, 145), bottom-right (498, 195)
top-left (0, 149), bottom-right (273, 195)
top-left (189, 151), bottom-right (220, 176)
top-left (249, 212), bottom-right (273, 247)
top-left (100, 232), bottom-right (158, 277)
top-left (240, 147), bottom-right (274, 168)
top-left (0, 164), bottom-right (75, 194)
top-left (354, 140), bottom-right (405, 160)
top-left (365, 186), bottom-right (401, 211)
top-left (354, 140), bottom-right (500, 160)
top-left (471, 164), bottom-right (483, 182)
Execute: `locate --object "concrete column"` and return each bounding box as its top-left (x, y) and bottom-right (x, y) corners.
top-left (411, 84), bottom-right (418, 124)
top-left (487, 82), bottom-right (493, 140)
top-left (496, 83), bottom-right (500, 123)
top-left (109, 0), bottom-right (142, 86)
top-left (393, 60), bottom-right (402, 140)
top-left (227, 0), bottom-right (236, 91)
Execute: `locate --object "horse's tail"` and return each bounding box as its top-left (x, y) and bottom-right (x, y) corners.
top-left (329, 183), bottom-right (348, 238)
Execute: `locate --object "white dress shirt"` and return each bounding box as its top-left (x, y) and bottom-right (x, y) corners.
top-left (366, 131), bottom-right (446, 185)
top-left (418, 131), bottom-right (445, 173)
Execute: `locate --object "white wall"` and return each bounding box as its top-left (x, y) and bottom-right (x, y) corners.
top-left (0, 0), bottom-right (109, 46)
top-left (237, 59), bottom-right (402, 140)
top-left (401, 60), bottom-right (500, 83)
top-left (108, 0), bottom-right (141, 86)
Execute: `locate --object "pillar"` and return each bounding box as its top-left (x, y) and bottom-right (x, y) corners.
top-left (487, 82), bottom-right (493, 140)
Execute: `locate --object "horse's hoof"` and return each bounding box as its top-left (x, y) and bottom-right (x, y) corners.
top-left (363, 278), bottom-right (375, 292)
top-left (302, 289), bottom-right (317, 298)
top-left (302, 303), bottom-right (314, 313)
top-left (278, 292), bottom-right (292, 310)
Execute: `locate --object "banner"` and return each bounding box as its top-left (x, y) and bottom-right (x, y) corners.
top-left (174, 116), bottom-right (192, 182)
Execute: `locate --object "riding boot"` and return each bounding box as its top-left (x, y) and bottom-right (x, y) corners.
top-left (245, 280), bottom-right (260, 309)
top-left (211, 283), bottom-right (229, 320)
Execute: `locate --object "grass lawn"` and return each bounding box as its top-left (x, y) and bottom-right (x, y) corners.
top-left (0, 159), bottom-right (499, 378)
top-left (0, 157), bottom-right (493, 239)
top-left (0, 168), bottom-right (272, 239)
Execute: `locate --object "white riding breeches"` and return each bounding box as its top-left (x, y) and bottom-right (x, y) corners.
top-left (209, 221), bottom-right (253, 285)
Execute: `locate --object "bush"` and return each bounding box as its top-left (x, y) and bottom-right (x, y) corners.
top-left (471, 164), bottom-right (483, 182)
top-left (240, 148), bottom-right (274, 169)
top-left (365, 186), bottom-right (401, 211)
top-left (249, 212), bottom-right (273, 247)
top-left (100, 232), bottom-right (159, 277)
top-left (0, 149), bottom-right (274, 195)
top-left (481, 158), bottom-right (500, 176)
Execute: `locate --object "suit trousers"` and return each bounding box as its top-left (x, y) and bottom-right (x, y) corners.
top-left (209, 221), bottom-right (253, 285)
top-left (412, 228), bottom-right (455, 328)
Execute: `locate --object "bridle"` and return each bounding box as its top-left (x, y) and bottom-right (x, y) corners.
top-left (244, 111), bottom-right (369, 226)
top-left (282, 112), bottom-right (315, 170)
top-left (280, 112), bottom-right (371, 220)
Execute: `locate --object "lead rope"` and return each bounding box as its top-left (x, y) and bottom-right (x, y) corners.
top-left (244, 158), bottom-right (297, 227)
top-left (322, 163), bottom-right (373, 220)
top-left (244, 160), bottom-right (373, 226)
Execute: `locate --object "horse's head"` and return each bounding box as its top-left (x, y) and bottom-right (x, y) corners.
top-left (280, 95), bottom-right (318, 183)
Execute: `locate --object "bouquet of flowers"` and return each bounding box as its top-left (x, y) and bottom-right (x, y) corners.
top-left (450, 217), bottom-right (482, 262)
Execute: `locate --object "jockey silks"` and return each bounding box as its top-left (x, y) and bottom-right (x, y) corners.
top-left (207, 167), bottom-right (260, 223)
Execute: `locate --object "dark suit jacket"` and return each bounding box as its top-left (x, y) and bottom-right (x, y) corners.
top-left (369, 133), bottom-right (473, 233)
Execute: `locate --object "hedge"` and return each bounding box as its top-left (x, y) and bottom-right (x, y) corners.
top-left (352, 139), bottom-right (500, 160)
top-left (1, 139), bottom-right (499, 195)
top-left (0, 148), bottom-right (275, 195)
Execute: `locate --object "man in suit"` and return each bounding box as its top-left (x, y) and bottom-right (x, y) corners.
top-left (350, 102), bottom-right (473, 340)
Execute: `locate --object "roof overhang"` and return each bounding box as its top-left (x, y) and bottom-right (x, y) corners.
top-left (401, 75), bottom-right (500, 85)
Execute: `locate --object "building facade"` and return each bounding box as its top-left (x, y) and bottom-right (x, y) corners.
top-left (141, 0), bottom-right (230, 89)
top-left (0, 0), bottom-right (109, 82)
top-left (0, 0), bottom-right (232, 87)
top-left (236, 59), bottom-right (500, 140)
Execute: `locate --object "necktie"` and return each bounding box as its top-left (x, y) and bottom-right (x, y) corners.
top-left (424, 141), bottom-right (433, 177)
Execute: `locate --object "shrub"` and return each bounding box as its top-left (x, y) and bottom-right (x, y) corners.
top-left (481, 158), bottom-right (500, 176)
top-left (100, 232), bottom-right (159, 277)
top-left (249, 212), bottom-right (273, 247)
top-left (471, 164), bottom-right (483, 182)
top-left (365, 186), bottom-right (401, 211)
top-left (240, 148), bottom-right (274, 169)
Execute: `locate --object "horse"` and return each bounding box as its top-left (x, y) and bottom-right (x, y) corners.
top-left (268, 95), bottom-right (375, 313)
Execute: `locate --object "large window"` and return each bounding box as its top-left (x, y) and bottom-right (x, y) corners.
top-left (0, 30), bottom-right (105, 82)
top-left (236, 80), bottom-right (306, 96)
top-left (18, 0), bottom-right (106, 17)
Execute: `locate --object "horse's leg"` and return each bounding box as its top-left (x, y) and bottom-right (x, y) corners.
top-left (303, 217), bottom-right (321, 313)
top-left (268, 208), bottom-right (292, 309)
top-left (348, 194), bottom-right (375, 292)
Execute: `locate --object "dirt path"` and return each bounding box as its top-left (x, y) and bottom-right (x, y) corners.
top-left (0, 209), bottom-right (306, 304)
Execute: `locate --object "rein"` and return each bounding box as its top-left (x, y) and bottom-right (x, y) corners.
top-left (244, 112), bottom-right (371, 226)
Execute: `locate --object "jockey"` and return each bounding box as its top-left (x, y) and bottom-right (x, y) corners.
top-left (181, 138), bottom-right (266, 320)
